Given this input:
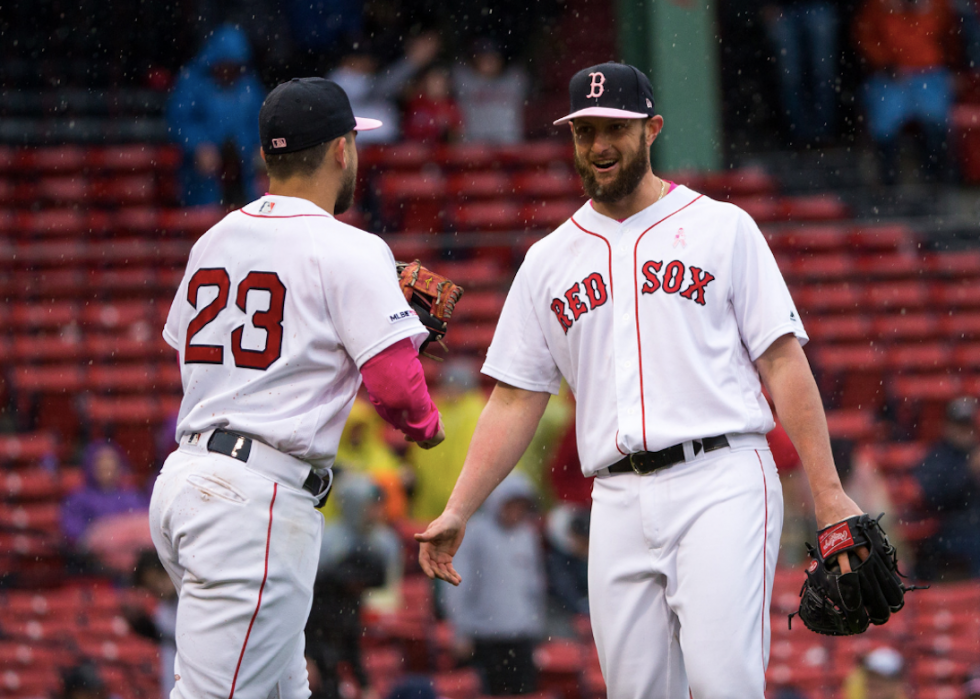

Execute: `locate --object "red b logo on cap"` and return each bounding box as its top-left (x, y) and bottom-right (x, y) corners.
top-left (587, 72), bottom-right (605, 99)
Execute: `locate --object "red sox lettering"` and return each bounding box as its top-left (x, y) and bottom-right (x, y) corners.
top-left (641, 260), bottom-right (715, 306)
top-left (551, 272), bottom-right (610, 334)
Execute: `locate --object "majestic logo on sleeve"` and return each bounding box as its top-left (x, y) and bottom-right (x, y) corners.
top-left (640, 260), bottom-right (715, 306)
top-left (587, 73), bottom-right (606, 98)
top-left (551, 272), bottom-right (609, 334)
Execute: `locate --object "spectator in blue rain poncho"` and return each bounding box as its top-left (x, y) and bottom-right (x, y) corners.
top-left (167, 24), bottom-right (266, 207)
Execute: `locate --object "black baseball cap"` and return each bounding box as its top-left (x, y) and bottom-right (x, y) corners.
top-left (259, 77), bottom-right (382, 154)
top-left (554, 62), bottom-right (657, 125)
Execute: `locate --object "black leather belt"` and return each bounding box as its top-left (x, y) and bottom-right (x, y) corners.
top-left (607, 435), bottom-right (730, 475)
top-left (205, 429), bottom-right (328, 506)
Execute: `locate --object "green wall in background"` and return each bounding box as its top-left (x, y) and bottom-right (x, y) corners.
top-left (617, 0), bottom-right (723, 172)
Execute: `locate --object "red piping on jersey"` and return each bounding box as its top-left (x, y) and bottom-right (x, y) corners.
top-left (756, 450), bottom-right (768, 687)
top-left (631, 195), bottom-right (704, 449)
top-left (570, 217), bottom-right (614, 300)
top-left (228, 482), bottom-right (278, 699)
top-left (614, 430), bottom-right (626, 455)
top-left (238, 209), bottom-right (332, 219)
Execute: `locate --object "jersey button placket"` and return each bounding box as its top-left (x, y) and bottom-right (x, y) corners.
top-left (611, 225), bottom-right (642, 450)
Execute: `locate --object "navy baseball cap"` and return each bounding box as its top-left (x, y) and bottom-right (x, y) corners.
top-left (554, 62), bottom-right (657, 125)
top-left (259, 77), bottom-right (382, 154)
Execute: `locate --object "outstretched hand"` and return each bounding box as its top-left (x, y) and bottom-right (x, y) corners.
top-left (415, 511), bottom-right (466, 585)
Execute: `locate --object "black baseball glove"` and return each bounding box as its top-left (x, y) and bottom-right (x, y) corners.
top-left (789, 514), bottom-right (918, 636)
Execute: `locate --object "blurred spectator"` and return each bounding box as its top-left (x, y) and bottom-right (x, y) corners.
top-left (547, 417), bottom-right (592, 505)
top-left (333, 398), bottom-right (408, 521)
top-left (167, 23), bottom-right (266, 206)
top-left (125, 550), bottom-right (178, 699)
top-left (762, 0), bottom-right (840, 145)
top-left (842, 646), bottom-right (908, 699)
top-left (386, 676), bottom-right (437, 699)
top-left (403, 64), bottom-right (464, 144)
top-left (283, 0), bottom-right (363, 71)
top-left (442, 471), bottom-right (544, 695)
top-left (61, 662), bottom-right (116, 699)
top-left (853, 0), bottom-right (957, 184)
top-left (61, 441), bottom-right (148, 548)
top-left (516, 385), bottom-right (574, 501)
top-left (544, 503), bottom-right (590, 621)
top-left (327, 32), bottom-right (442, 145)
top-left (409, 360), bottom-right (485, 521)
top-left (453, 38), bottom-right (530, 143)
top-left (306, 473), bottom-right (399, 699)
top-left (966, 666), bottom-right (980, 697)
top-left (914, 396), bottom-right (980, 579)
top-left (958, 0), bottom-right (980, 69)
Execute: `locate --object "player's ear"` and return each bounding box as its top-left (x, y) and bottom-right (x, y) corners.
top-left (259, 148), bottom-right (267, 163)
top-left (647, 116), bottom-right (664, 146)
top-left (332, 136), bottom-right (348, 169)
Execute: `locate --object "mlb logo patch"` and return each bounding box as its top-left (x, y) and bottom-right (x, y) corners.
top-left (272, 138), bottom-right (287, 149)
top-left (259, 201), bottom-right (276, 214)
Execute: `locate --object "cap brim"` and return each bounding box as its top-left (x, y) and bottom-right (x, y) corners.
top-left (553, 106), bottom-right (650, 125)
top-left (354, 117), bottom-right (383, 131)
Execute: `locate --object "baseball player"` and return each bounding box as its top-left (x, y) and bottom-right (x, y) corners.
top-left (416, 62), bottom-right (866, 698)
top-left (149, 77), bottom-right (444, 699)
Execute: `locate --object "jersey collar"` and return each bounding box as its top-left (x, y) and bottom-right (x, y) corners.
top-left (575, 184), bottom-right (700, 231)
top-left (239, 194), bottom-right (334, 219)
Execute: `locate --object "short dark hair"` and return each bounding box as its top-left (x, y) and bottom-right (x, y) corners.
top-left (264, 139), bottom-right (332, 180)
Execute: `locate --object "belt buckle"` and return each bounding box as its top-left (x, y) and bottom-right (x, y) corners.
top-left (629, 453), bottom-right (647, 475)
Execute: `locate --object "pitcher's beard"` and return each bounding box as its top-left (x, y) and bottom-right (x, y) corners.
top-left (335, 163), bottom-right (357, 215)
top-left (575, 139), bottom-right (651, 204)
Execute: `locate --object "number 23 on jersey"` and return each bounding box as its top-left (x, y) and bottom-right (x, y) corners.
top-left (184, 267), bottom-right (287, 370)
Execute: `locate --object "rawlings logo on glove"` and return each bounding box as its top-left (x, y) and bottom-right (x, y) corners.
top-left (789, 514), bottom-right (924, 636)
top-left (396, 260), bottom-right (464, 360)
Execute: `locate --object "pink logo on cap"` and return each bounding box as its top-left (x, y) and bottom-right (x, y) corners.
top-left (272, 138), bottom-right (287, 148)
top-left (587, 72), bottom-right (606, 99)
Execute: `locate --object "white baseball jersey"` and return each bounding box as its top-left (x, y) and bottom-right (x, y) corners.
top-left (163, 194), bottom-right (429, 470)
top-left (483, 185), bottom-right (807, 475)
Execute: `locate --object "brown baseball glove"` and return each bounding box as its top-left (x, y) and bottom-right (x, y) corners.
top-left (396, 260), bottom-right (464, 359)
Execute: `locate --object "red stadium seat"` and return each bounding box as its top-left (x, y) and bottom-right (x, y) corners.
top-left (452, 291), bottom-right (506, 321)
top-left (113, 207), bottom-right (160, 235)
top-left (360, 142), bottom-right (434, 171)
top-left (781, 194), bottom-right (850, 221)
top-left (158, 207), bottom-right (224, 237)
top-left (6, 302), bottom-right (78, 330)
top-left (860, 441), bottom-right (928, 473)
top-left (0, 503), bottom-right (61, 534)
top-left (433, 669), bottom-right (483, 699)
top-left (728, 195), bottom-right (784, 223)
top-left (512, 170), bottom-right (581, 199)
top-left (939, 312), bottom-right (980, 339)
top-left (94, 144), bottom-right (179, 172)
top-left (85, 396), bottom-right (162, 424)
top-left (814, 345), bottom-right (886, 371)
top-left (11, 365), bottom-right (86, 393)
top-left (87, 364), bottom-right (158, 393)
top-left (27, 146), bottom-right (88, 174)
top-left (13, 239), bottom-right (88, 267)
top-left (872, 313), bottom-right (940, 342)
top-left (435, 143), bottom-right (503, 170)
top-left (447, 171), bottom-right (513, 200)
top-left (0, 668), bottom-right (61, 697)
top-left (865, 281), bottom-right (930, 311)
top-left (386, 237), bottom-right (439, 262)
top-left (824, 409), bottom-right (877, 440)
top-left (887, 343), bottom-right (952, 372)
top-left (80, 301), bottom-right (150, 329)
top-left (498, 141), bottom-right (573, 168)
top-left (10, 334), bottom-right (85, 362)
top-left (699, 167), bottom-right (777, 197)
top-left (933, 280), bottom-right (980, 309)
top-left (521, 198), bottom-right (582, 230)
top-left (794, 282), bottom-right (863, 313)
top-left (452, 201), bottom-right (522, 232)
top-left (847, 224), bottom-right (914, 252)
top-left (91, 174), bottom-right (157, 206)
top-left (890, 374), bottom-right (961, 401)
top-left (855, 252), bottom-right (922, 279)
top-left (916, 686), bottom-right (966, 699)
top-left (803, 315), bottom-right (872, 342)
top-left (926, 250), bottom-right (980, 277)
top-left (910, 658), bottom-right (971, 685)
top-left (377, 171), bottom-right (447, 231)
top-left (952, 343), bottom-right (980, 370)
top-left (0, 432), bottom-right (58, 466)
top-left (451, 324), bottom-right (497, 352)
top-left (1, 469), bottom-right (60, 501)
top-left (88, 267), bottom-right (162, 296)
top-left (13, 209), bottom-right (87, 239)
top-left (36, 176), bottom-right (90, 205)
top-left (787, 253), bottom-right (854, 281)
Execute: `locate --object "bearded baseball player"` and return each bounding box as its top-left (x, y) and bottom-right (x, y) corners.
top-left (149, 77), bottom-right (444, 699)
top-left (416, 63), bottom-right (893, 697)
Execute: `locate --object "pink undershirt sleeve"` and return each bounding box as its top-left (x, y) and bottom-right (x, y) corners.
top-left (360, 338), bottom-right (441, 442)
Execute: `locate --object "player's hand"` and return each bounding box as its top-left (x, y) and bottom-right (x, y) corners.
top-left (813, 487), bottom-right (867, 574)
top-left (406, 418), bottom-right (444, 450)
top-left (415, 511), bottom-right (466, 585)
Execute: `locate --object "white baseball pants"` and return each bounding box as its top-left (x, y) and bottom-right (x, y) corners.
top-left (589, 444), bottom-right (783, 699)
top-left (149, 433), bottom-right (324, 699)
